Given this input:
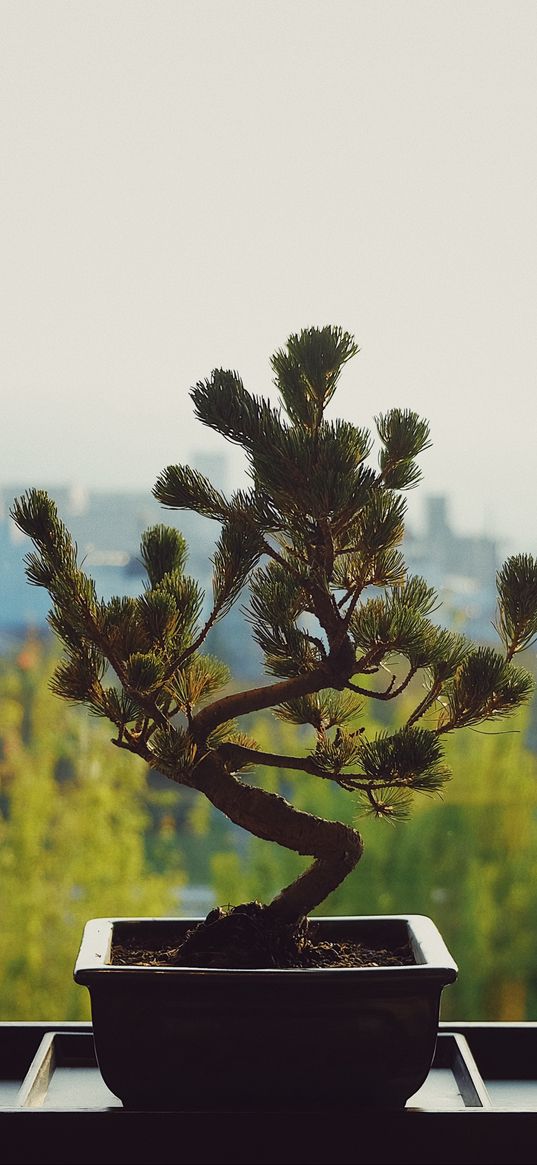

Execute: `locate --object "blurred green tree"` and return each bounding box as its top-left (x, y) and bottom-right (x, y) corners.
top-left (0, 642), bottom-right (177, 1019)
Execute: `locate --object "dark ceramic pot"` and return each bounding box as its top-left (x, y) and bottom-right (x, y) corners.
top-left (74, 914), bottom-right (457, 1111)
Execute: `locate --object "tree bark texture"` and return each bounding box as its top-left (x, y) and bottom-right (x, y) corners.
top-left (190, 752), bottom-right (363, 921)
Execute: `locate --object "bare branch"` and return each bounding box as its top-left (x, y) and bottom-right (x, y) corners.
top-left (218, 741), bottom-right (351, 785)
top-left (347, 667), bottom-right (416, 701)
top-left (191, 665), bottom-right (331, 739)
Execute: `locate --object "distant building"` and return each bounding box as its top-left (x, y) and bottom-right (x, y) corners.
top-left (404, 495), bottom-right (498, 641)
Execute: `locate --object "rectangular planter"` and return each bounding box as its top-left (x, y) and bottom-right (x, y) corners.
top-left (74, 914), bottom-right (457, 1110)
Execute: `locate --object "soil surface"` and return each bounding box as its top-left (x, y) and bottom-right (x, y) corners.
top-left (111, 902), bottom-right (415, 969)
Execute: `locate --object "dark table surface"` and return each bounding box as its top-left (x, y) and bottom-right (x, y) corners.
top-left (1, 1021), bottom-right (536, 1164)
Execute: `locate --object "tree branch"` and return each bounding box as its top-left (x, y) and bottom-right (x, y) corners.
top-left (161, 608), bottom-right (219, 679)
top-left (190, 752), bottom-right (364, 921)
top-left (119, 731), bottom-right (364, 921)
top-left (347, 666), bottom-right (416, 701)
top-left (217, 741), bottom-right (351, 784)
top-left (217, 740), bottom-right (407, 793)
top-left (406, 679), bottom-right (444, 727)
top-left (191, 665), bottom-right (332, 740)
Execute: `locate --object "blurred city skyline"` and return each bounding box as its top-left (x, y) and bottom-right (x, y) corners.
top-left (0, 451), bottom-right (514, 556)
top-left (0, 473), bottom-right (501, 659)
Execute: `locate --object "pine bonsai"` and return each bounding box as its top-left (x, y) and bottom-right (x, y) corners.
top-left (12, 326), bottom-right (537, 965)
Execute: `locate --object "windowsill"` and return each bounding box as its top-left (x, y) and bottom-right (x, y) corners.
top-left (1, 1021), bottom-right (536, 1164)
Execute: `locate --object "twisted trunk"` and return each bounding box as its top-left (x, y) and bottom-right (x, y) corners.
top-left (190, 752), bottom-right (363, 921)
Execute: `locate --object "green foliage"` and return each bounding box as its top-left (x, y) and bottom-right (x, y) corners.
top-left (12, 490), bottom-right (76, 565)
top-left (311, 728), bottom-right (365, 777)
top-left (350, 593), bottom-right (444, 669)
top-left (356, 727), bottom-right (450, 818)
top-left (0, 646), bottom-right (177, 1020)
top-left (247, 560), bottom-right (318, 677)
top-left (248, 423), bottom-right (377, 524)
top-left (496, 554), bottom-right (537, 656)
top-left (251, 619), bottom-right (321, 679)
top-left (427, 631), bottom-right (471, 682)
top-left (12, 492), bottom-right (99, 644)
top-left (97, 596), bottom-right (147, 657)
top-left (248, 560), bottom-right (307, 628)
top-left (333, 548), bottom-right (406, 592)
top-left (153, 570), bottom-right (204, 646)
top-left (275, 690), bottom-right (363, 730)
top-left (50, 645), bottom-right (105, 704)
top-left (153, 465), bottom-right (228, 520)
top-left (190, 369), bottom-right (282, 451)
top-left (137, 590), bottom-right (181, 646)
top-left (376, 409), bottom-right (432, 490)
top-left (3, 645), bottom-right (537, 1019)
top-left (140, 525), bottom-right (188, 586)
top-left (351, 489), bottom-right (407, 554)
top-left (272, 325), bottom-right (359, 428)
top-left (96, 687), bottom-right (142, 729)
top-left (394, 575), bottom-right (439, 617)
top-left (148, 724), bottom-right (197, 774)
top-left (11, 325), bottom-right (537, 933)
top-left (439, 648), bottom-right (535, 730)
top-left (211, 520), bottom-right (264, 619)
top-left (124, 651), bottom-right (164, 694)
top-left (171, 654), bottom-right (230, 709)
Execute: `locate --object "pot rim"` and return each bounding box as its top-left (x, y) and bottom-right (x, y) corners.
top-left (74, 913), bottom-right (458, 983)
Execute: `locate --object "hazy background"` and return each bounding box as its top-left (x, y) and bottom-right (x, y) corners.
top-left (2, 0), bottom-right (537, 552)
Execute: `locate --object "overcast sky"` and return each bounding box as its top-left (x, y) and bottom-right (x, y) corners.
top-left (2, 1), bottom-right (537, 554)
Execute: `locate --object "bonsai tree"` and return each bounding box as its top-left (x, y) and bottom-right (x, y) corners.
top-left (12, 326), bottom-right (537, 963)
